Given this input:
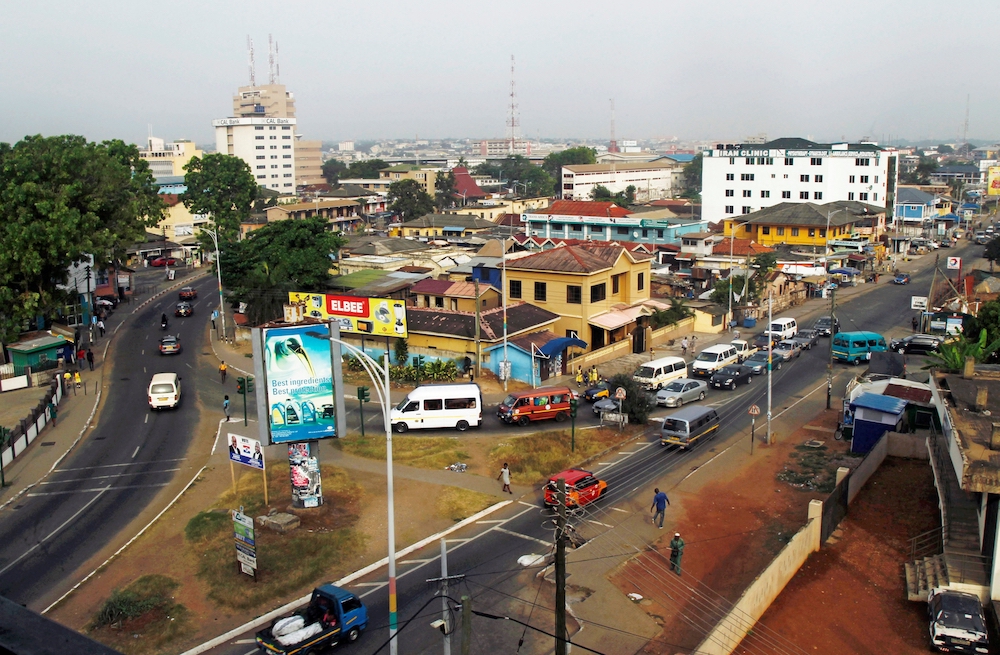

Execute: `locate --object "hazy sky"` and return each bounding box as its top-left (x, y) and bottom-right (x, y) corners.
top-left (3, 0), bottom-right (999, 148)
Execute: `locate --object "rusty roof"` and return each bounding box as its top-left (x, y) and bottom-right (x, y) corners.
top-left (505, 244), bottom-right (636, 273)
top-left (534, 200), bottom-right (632, 218)
top-left (884, 383), bottom-right (932, 404)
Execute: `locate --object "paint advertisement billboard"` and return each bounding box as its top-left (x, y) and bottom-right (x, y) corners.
top-left (261, 324), bottom-right (338, 443)
top-left (989, 166), bottom-right (1000, 196)
top-left (287, 292), bottom-right (408, 338)
top-left (288, 442), bottom-right (323, 508)
top-left (227, 434), bottom-right (264, 470)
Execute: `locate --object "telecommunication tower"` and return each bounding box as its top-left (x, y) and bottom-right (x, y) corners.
top-left (268, 34), bottom-right (280, 84)
top-left (608, 99), bottom-right (619, 153)
top-left (246, 36), bottom-right (256, 87)
top-left (506, 55), bottom-right (520, 155)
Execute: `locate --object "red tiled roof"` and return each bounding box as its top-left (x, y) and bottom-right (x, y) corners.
top-left (495, 213), bottom-right (522, 227)
top-left (535, 200), bottom-right (632, 218)
top-left (505, 243), bottom-right (650, 273)
top-left (712, 238), bottom-right (774, 257)
top-left (452, 167), bottom-right (487, 200)
top-left (161, 193), bottom-right (181, 207)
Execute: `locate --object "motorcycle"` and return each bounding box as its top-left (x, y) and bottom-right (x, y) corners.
top-left (160, 316), bottom-right (168, 330)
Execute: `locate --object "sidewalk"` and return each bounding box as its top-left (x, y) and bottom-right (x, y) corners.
top-left (0, 267), bottom-right (208, 511)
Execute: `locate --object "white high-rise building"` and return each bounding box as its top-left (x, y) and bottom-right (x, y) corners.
top-left (701, 137), bottom-right (898, 224)
top-left (213, 117), bottom-right (297, 192)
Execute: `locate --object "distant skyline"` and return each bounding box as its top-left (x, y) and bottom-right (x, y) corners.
top-left (3, 1), bottom-right (999, 148)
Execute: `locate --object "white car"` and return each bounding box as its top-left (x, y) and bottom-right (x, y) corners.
top-left (655, 379), bottom-right (708, 408)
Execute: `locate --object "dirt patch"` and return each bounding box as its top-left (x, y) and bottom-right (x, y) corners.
top-left (489, 426), bottom-right (643, 485)
top-left (738, 457), bottom-right (940, 654)
top-left (615, 429), bottom-right (818, 653)
top-left (87, 575), bottom-right (188, 655)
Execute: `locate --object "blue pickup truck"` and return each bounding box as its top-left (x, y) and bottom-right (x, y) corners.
top-left (256, 584), bottom-right (368, 654)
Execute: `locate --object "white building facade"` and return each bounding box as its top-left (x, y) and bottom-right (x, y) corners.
top-left (701, 138), bottom-right (898, 224)
top-left (561, 163), bottom-right (679, 202)
top-left (213, 117), bottom-right (297, 192)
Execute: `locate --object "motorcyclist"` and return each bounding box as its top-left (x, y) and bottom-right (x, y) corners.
top-left (161, 313), bottom-right (168, 329)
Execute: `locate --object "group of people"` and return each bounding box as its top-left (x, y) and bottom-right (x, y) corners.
top-left (651, 487), bottom-right (685, 575)
top-left (74, 347), bottom-right (95, 371)
top-left (575, 366), bottom-right (602, 388)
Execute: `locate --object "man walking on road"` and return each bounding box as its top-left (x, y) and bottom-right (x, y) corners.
top-left (86, 348), bottom-right (94, 371)
top-left (497, 463), bottom-right (512, 494)
top-left (219, 361), bottom-right (227, 383)
top-left (681, 337), bottom-right (689, 356)
top-left (650, 487), bottom-right (670, 528)
top-left (669, 532), bottom-right (685, 575)
top-left (223, 395), bottom-right (231, 422)
top-left (96, 319), bottom-right (105, 337)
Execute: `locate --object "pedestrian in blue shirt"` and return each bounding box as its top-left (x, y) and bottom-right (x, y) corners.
top-left (223, 395), bottom-right (231, 422)
top-left (650, 487), bottom-right (670, 529)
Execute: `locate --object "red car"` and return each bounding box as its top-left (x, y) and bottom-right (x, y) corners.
top-left (150, 257), bottom-right (179, 267)
top-left (178, 286), bottom-right (197, 300)
top-left (543, 468), bottom-right (607, 508)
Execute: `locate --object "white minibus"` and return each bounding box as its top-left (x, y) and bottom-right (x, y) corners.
top-left (390, 383), bottom-right (482, 433)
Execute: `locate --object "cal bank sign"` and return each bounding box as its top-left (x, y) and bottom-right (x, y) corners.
top-left (213, 117), bottom-right (296, 127)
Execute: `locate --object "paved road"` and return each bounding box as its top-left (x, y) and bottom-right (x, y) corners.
top-left (0, 275), bottom-right (219, 608)
top-left (204, 244), bottom-right (975, 655)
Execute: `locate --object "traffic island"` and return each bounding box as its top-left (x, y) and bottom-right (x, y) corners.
top-left (86, 575), bottom-right (189, 655)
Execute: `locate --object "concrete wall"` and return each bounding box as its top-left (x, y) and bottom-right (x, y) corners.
top-left (0, 378), bottom-right (61, 469)
top-left (848, 433), bottom-right (888, 505)
top-left (694, 500), bottom-right (823, 655)
top-left (888, 432), bottom-right (930, 459)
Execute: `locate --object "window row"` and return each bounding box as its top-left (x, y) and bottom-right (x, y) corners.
top-left (508, 276), bottom-right (645, 303)
top-left (725, 190), bottom-right (821, 200)
top-left (730, 156), bottom-right (824, 166)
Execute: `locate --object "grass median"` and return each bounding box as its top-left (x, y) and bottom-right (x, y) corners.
top-left (87, 574), bottom-right (188, 655)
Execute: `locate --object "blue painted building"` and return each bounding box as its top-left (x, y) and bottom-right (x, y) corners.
top-left (894, 187), bottom-right (937, 232)
top-left (523, 211), bottom-right (707, 246)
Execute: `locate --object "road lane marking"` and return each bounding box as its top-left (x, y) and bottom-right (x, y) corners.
top-left (399, 557), bottom-right (435, 565)
top-left (144, 414), bottom-right (148, 424)
top-left (351, 582), bottom-right (385, 587)
top-left (587, 520), bottom-right (612, 528)
top-left (518, 501), bottom-right (536, 508)
top-left (132, 446), bottom-right (140, 459)
top-left (234, 639), bottom-right (255, 645)
top-left (612, 507), bottom-right (628, 513)
top-left (28, 483), bottom-right (169, 497)
top-left (596, 462), bottom-right (612, 466)
top-left (493, 527), bottom-right (551, 548)
top-left (54, 458), bottom-right (186, 473)
top-left (475, 519), bottom-right (505, 524)
top-left (42, 469), bottom-right (181, 484)
top-left (0, 488), bottom-right (108, 576)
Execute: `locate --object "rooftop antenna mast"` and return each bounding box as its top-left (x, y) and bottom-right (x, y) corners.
top-left (268, 34), bottom-right (276, 85)
top-left (506, 55), bottom-right (519, 155)
top-left (247, 35), bottom-right (256, 87)
top-left (609, 98), bottom-right (619, 153)
top-left (962, 94), bottom-right (970, 151)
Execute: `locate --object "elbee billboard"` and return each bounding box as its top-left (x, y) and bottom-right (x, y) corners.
top-left (251, 323), bottom-right (347, 444)
top-left (989, 166), bottom-right (1000, 196)
top-left (288, 292), bottom-right (408, 338)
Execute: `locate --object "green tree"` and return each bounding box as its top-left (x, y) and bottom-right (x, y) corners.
top-left (752, 252), bottom-right (778, 273)
top-left (435, 170), bottom-right (458, 209)
top-left (607, 373), bottom-right (654, 424)
top-left (937, 144), bottom-right (955, 155)
top-left (985, 237), bottom-right (1000, 272)
top-left (590, 184), bottom-right (636, 207)
top-left (322, 158), bottom-right (347, 185)
top-left (182, 154), bottom-right (258, 239)
top-left (904, 157), bottom-right (939, 185)
top-left (473, 156), bottom-right (552, 197)
top-left (709, 275), bottom-right (759, 305)
top-left (345, 159), bottom-right (388, 179)
top-left (393, 338), bottom-right (409, 365)
top-left (221, 216), bottom-right (346, 325)
top-left (925, 329), bottom-right (1000, 372)
top-left (649, 298), bottom-right (693, 328)
top-left (542, 147), bottom-right (596, 193)
top-left (964, 301), bottom-right (1000, 362)
top-left (0, 135), bottom-right (165, 340)
top-left (680, 154), bottom-right (703, 199)
top-left (388, 179), bottom-right (436, 221)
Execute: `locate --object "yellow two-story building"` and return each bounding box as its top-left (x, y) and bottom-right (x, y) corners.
top-left (724, 201), bottom-right (882, 247)
top-left (379, 164), bottom-right (441, 196)
top-left (503, 244), bottom-right (656, 351)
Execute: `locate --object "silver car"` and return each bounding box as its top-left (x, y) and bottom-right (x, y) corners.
top-left (792, 329), bottom-right (820, 350)
top-left (655, 378), bottom-right (708, 407)
top-left (773, 340), bottom-right (802, 361)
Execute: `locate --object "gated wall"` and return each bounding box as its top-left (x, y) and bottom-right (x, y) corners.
top-left (0, 378), bottom-right (61, 470)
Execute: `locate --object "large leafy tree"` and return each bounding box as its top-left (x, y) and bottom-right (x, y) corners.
top-left (542, 147), bottom-right (596, 194)
top-left (590, 184), bottom-right (635, 207)
top-left (181, 153), bottom-right (258, 239)
top-left (985, 237), bottom-right (1000, 272)
top-left (388, 179), bottom-right (435, 221)
top-left (473, 155), bottom-right (553, 197)
top-left (221, 217), bottom-right (346, 325)
top-left (0, 134), bottom-right (164, 340)
top-left (680, 154), bottom-right (702, 199)
top-left (964, 301), bottom-right (1000, 362)
top-left (435, 170), bottom-right (458, 209)
top-left (925, 328), bottom-right (1000, 372)
top-left (321, 158), bottom-right (347, 185)
top-left (345, 159), bottom-right (388, 179)
top-left (606, 373), bottom-right (654, 424)
top-left (709, 275), bottom-right (760, 305)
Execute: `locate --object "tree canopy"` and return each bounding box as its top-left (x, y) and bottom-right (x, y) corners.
top-left (344, 159), bottom-right (388, 179)
top-left (435, 170), bottom-right (458, 210)
top-left (680, 154), bottom-right (702, 199)
top-left (181, 153), bottom-right (258, 240)
top-left (0, 134), bottom-right (164, 340)
top-left (220, 216), bottom-right (346, 326)
top-left (542, 147), bottom-right (596, 193)
top-left (590, 184), bottom-right (635, 207)
top-left (321, 158), bottom-right (347, 185)
top-left (388, 178), bottom-right (435, 221)
top-left (473, 156), bottom-right (553, 197)
top-left (985, 237), bottom-right (1000, 272)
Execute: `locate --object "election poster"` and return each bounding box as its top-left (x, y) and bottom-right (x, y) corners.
top-left (227, 434), bottom-right (264, 470)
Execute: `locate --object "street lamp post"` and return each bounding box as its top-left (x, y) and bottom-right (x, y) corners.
top-left (201, 227), bottom-right (226, 341)
top-left (728, 219), bottom-right (756, 332)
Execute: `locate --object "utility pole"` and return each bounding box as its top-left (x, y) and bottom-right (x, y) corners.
top-left (440, 539), bottom-right (451, 655)
top-left (826, 286), bottom-right (836, 410)
top-left (766, 291), bottom-right (773, 445)
top-left (923, 255), bottom-right (939, 333)
top-left (461, 595), bottom-right (472, 655)
top-left (473, 277), bottom-right (481, 378)
top-left (555, 478), bottom-right (568, 655)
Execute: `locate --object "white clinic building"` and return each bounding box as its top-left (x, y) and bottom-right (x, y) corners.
top-left (701, 138), bottom-right (898, 224)
top-left (561, 162), bottom-right (680, 202)
top-left (213, 117), bottom-right (297, 192)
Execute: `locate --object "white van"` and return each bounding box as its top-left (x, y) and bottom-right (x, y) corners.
top-left (764, 317), bottom-right (797, 341)
top-left (390, 383), bottom-right (482, 433)
top-left (690, 344), bottom-right (739, 378)
top-left (633, 356), bottom-right (688, 390)
top-left (148, 373), bottom-right (181, 410)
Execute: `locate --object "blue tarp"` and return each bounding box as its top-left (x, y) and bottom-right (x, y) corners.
top-left (850, 392), bottom-right (907, 415)
top-left (829, 267), bottom-right (861, 276)
top-left (538, 337), bottom-right (587, 357)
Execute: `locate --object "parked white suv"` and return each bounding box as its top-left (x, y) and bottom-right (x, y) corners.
top-left (690, 344), bottom-right (739, 378)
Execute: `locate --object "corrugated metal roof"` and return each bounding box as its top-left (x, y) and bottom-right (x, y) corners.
top-left (534, 200), bottom-right (632, 218)
top-left (505, 244), bottom-right (625, 273)
top-left (850, 392), bottom-right (907, 415)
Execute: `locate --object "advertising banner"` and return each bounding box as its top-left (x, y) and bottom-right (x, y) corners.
top-left (262, 324), bottom-right (337, 443)
top-left (232, 510), bottom-right (257, 574)
top-left (288, 442), bottom-right (323, 508)
top-left (227, 434), bottom-right (264, 470)
top-left (989, 166), bottom-right (1000, 196)
top-left (288, 292), bottom-right (408, 338)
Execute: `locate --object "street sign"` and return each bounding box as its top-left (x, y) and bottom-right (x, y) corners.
top-left (748, 404), bottom-right (761, 416)
top-left (910, 296), bottom-right (928, 311)
top-left (614, 387), bottom-right (627, 400)
top-left (232, 510), bottom-right (257, 575)
top-left (947, 256), bottom-right (962, 270)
